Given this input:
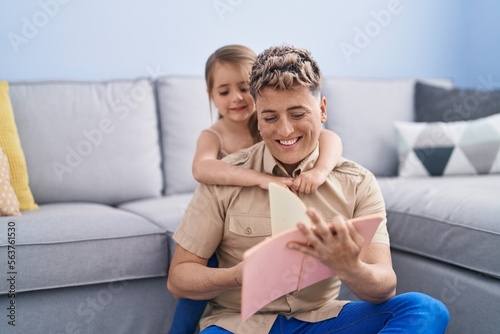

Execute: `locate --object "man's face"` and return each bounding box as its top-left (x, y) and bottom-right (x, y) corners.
top-left (256, 86), bottom-right (327, 173)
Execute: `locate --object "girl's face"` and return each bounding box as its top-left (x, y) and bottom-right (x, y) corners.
top-left (210, 62), bottom-right (255, 123)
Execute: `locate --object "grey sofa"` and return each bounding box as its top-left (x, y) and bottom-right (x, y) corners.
top-left (0, 76), bottom-right (498, 334)
top-left (322, 79), bottom-right (500, 334)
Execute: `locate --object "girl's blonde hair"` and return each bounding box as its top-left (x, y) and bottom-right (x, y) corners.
top-left (205, 45), bottom-right (261, 142)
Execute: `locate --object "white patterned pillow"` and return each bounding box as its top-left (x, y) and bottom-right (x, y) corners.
top-left (395, 114), bottom-right (500, 177)
top-left (0, 147), bottom-right (21, 216)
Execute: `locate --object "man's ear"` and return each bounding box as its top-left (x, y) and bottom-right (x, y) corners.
top-left (320, 96), bottom-right (327, 123)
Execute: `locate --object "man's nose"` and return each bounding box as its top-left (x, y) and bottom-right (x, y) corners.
top-left (277, 118), bottom-right (294, 137)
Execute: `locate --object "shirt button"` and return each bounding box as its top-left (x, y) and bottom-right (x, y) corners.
top-left (245, 227), bottom-right (252, 235)
top-left (241, 152), bottom-right (248, 159)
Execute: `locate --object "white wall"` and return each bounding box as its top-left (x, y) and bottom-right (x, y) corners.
top-left (0, 0), bottom-right (498, 88)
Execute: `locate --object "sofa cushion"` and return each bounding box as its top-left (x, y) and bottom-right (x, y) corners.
top-left (395, 114), bottom-right (500, 176)
top-left (415, 81), bottom-right (500, 122)
top-left (156, 76), bottom-right (211, 195)
top-left (0, 203), bottom-right (169, 294)
top-left (322, 78), bottom-right (453, 177)
top-left (119, 193), bottom-right (193, 231)
top-left (0, 147), bottom-right (20, 216)
top-left (378, 175), bottom-right (500, 279)
top-left (0, 277), bottom-right (175, 334)
top-left (0, 81), bottom-right (38, 211)
top-left (8, 79), bottom-right (163, 205)
top-left (118, 193), bottom-right (194, 260)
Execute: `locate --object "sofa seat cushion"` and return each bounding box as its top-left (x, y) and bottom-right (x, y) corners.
top-left (378, 175), bottom-right (500, 278)
top-left (118, 193), bottom-right (194, 260)
top-left (0, 203), bottom-right (169, 294)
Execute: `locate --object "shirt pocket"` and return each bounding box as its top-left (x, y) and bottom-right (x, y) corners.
top-left (228, 214), bottom-right (271, 238)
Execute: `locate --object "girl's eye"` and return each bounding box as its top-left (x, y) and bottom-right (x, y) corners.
top-left (219, 91), bottom-right (229, 96)
top-left (240, 87), bottom-right (249, 93)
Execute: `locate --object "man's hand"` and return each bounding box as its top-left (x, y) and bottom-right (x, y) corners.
top-left (287, 208), bottom-right (364, 276)
top-left (287, 207), bottom-right (397, 303)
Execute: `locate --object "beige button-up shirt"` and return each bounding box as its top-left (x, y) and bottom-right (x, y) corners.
top-left (173, 141), bottom-right (389, 333)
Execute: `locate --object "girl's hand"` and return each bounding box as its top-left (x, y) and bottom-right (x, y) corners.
top-left (292, 168), bottom-right (328, 194)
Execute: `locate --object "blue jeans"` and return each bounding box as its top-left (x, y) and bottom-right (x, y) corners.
top-left (200, 292), bottom-right (449, 334)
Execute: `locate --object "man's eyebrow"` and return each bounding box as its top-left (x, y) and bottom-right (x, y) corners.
top-left (261, 105), bottom-right (309, 114)
top-left (287, 105), bottom-right (309, 111)
top-left (261, 109), bottom-right (276, 114)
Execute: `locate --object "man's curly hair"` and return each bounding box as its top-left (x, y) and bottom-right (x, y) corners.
top-left (249, 45), bottom-right (323, 100)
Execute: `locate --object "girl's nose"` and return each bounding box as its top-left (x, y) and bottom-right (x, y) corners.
top-left (232, 91), bottom-right (243, 102)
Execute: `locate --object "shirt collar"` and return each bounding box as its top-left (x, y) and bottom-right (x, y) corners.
top-left (263, 143), bottom-right (320, 178)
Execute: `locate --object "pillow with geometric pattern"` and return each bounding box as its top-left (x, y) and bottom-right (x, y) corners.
top-left (0, 147), bottom-right (21, 216)
top-left (395, 113), bottom-right (500, 177)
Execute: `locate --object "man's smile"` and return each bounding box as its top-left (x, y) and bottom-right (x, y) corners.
top-left (277, 137), bottom-right (301, 146)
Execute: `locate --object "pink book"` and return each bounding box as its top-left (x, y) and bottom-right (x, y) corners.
top-left (241, 183), bottom-right (384, 322)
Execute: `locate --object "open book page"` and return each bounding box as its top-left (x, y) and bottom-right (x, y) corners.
top-left (269, 182), bottom-right (310, 235)
top-left (241, 183), bottom-right (384, 322)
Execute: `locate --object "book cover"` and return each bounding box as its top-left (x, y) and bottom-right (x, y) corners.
top-left (241, 183), bottom-right (383, 322)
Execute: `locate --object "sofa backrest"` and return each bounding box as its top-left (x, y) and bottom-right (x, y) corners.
top-left (322, 78), bottom-right (453, 176)
top-left (9, 76), bottom-right (454, 205)
top-left (155, 76), bottom-right (455, 196)
top-left (9, 78), bottom-right (163, 205)
top-left (157, 75), bottom-right (452, 195)
top-left (156, 76), bottom-right (211, 195)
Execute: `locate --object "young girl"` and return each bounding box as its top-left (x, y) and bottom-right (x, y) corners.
top-left (169, 45), bottom-right (343, 334)
top-left (192, 44), bottom-right (343, 194)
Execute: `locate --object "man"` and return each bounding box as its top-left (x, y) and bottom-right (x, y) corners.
top-left (167, 45), bottom-right (449, 333)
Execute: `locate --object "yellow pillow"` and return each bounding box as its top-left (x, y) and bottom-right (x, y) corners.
top-left (0, 147), bottom-right (21, 216)
top-left (0, 81), bottom-right (38, 211)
